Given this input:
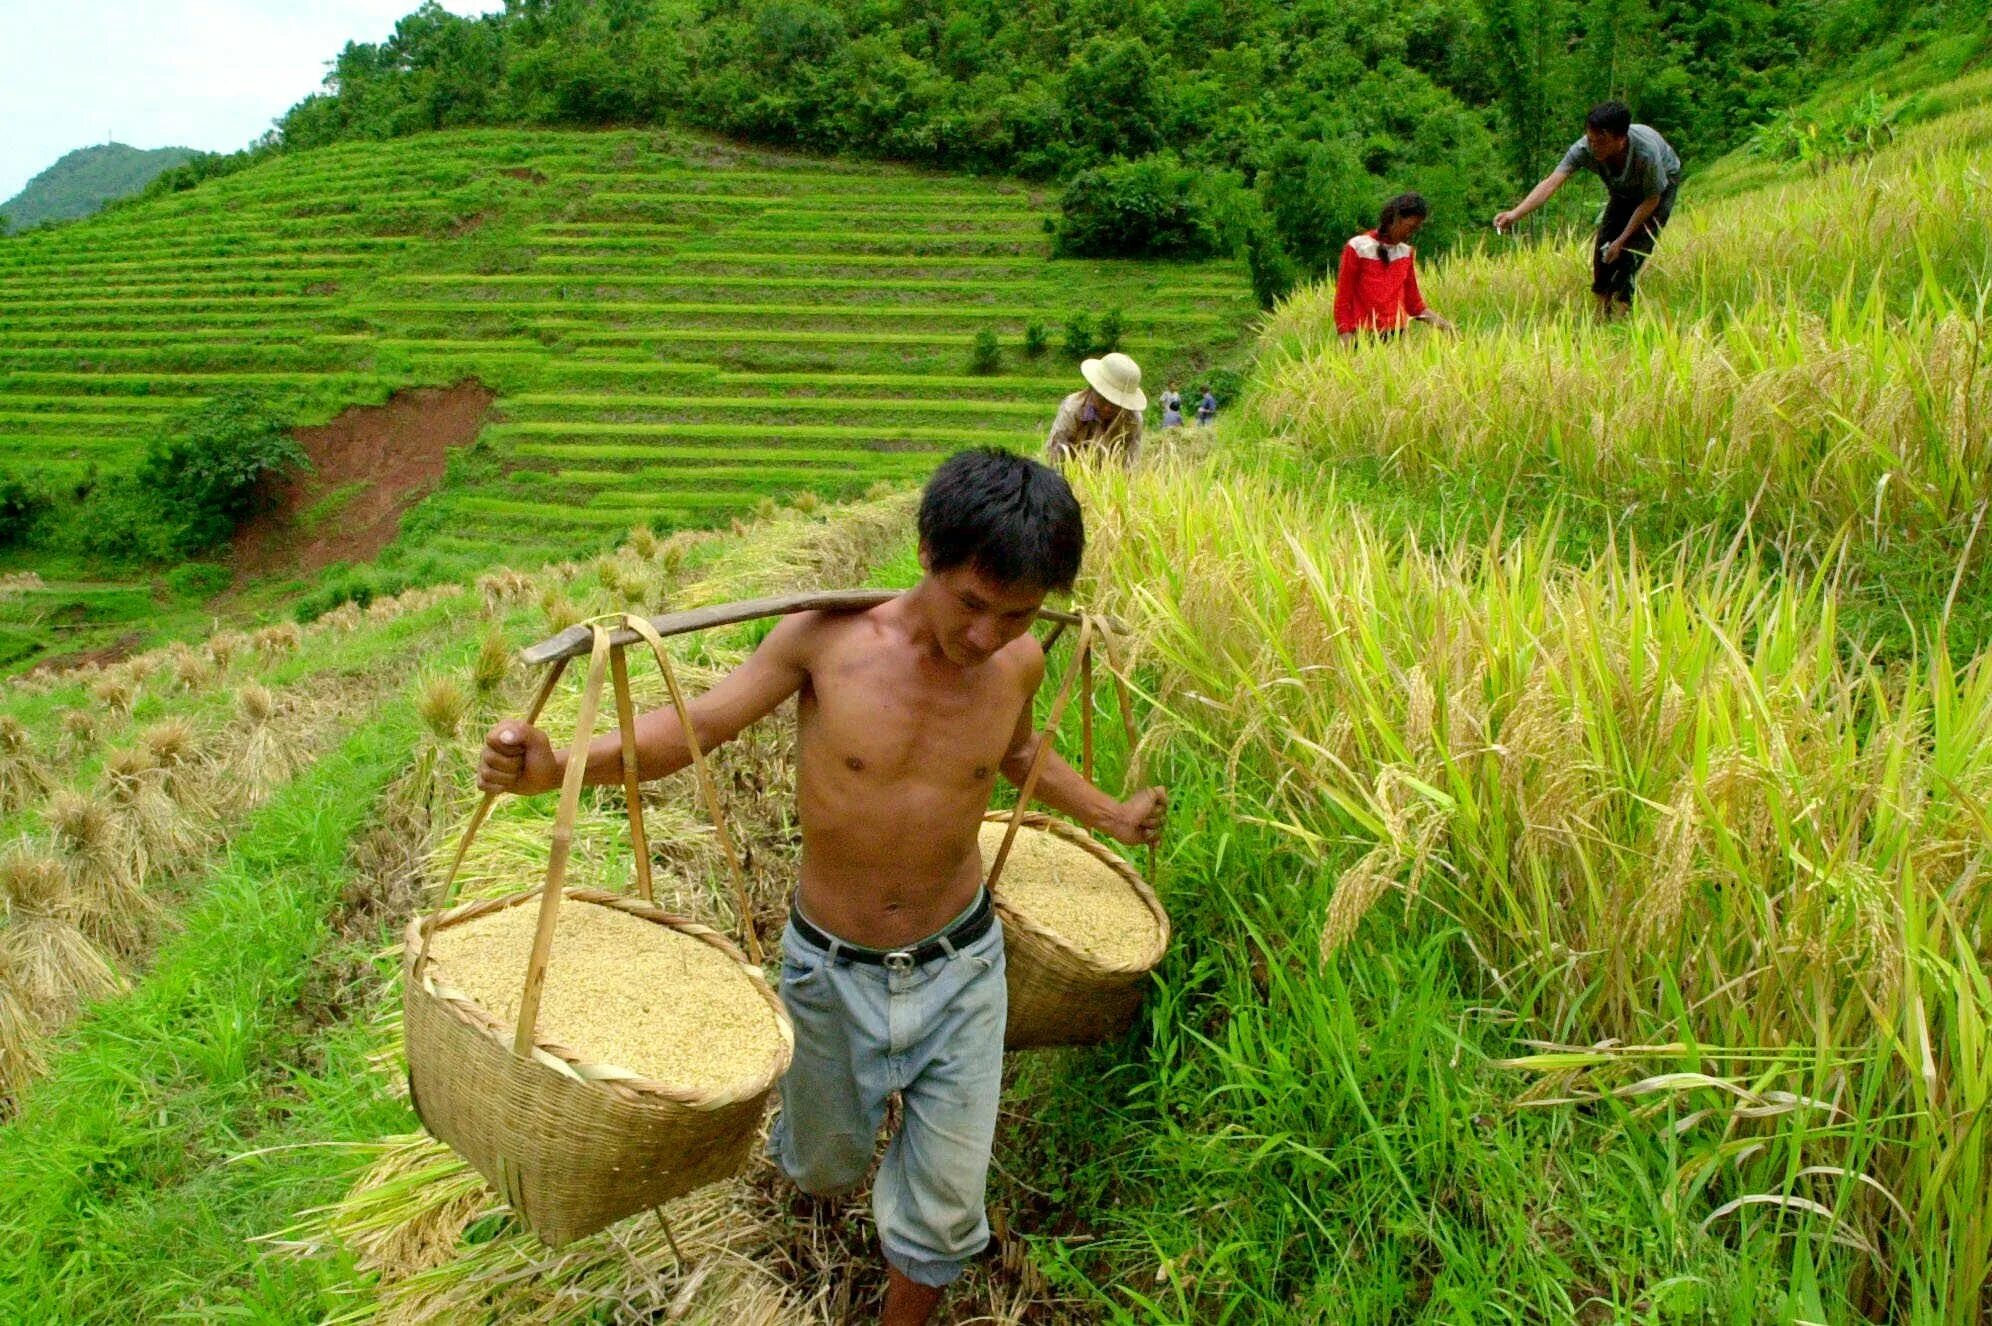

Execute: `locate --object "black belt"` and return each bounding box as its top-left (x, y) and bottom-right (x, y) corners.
top-left (788, 889), bottom-right (994, 968)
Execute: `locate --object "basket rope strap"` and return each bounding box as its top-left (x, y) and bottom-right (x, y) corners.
top-left (608, 642), bottom-right (655, 904)
top-left (1100, 627), bottom-right (1160, 882)
top-left (621, 613), bottom-right (765, 967)
top-left (985, 613), bottom-right (1095, 895)
top-left (513, 624), bottom-right (616, 1056)
top-left (1080, 640), bottom-right (1095, 784)
top-left (412, 653), bottom-right (571, 981)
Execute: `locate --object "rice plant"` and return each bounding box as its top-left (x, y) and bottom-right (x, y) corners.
top-left (470, 629), bottom-right (512, 697)
top-left (1070, 451), bottom-right (1992, 1321)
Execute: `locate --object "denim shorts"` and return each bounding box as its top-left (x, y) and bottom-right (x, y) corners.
top-left (765, 893), bottom-right (1006, 1288)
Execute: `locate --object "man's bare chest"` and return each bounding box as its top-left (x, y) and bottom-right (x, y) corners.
top-left (800, 659), bottom-right (1020, 784)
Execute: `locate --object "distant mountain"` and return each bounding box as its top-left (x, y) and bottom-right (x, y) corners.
top-left (1, 143), bottom-right (198, 234)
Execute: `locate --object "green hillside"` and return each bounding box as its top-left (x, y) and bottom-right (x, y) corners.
top-left (0, 143), bottom-right (197, 234)
top-left (0, 127), bottom-right (1250, 666)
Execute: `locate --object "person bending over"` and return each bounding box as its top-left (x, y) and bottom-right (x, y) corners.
top-left (1044, 352), bottom-right (1146, 465)
top-left (1334, 192), bottom-right (1457, 344)
top-left (477, 448), bottom-right (1166, 1325)
top-left (1493, 100), bottom-right (1682, 318)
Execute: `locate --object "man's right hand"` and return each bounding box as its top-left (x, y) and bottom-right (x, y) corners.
top-left (478, 721), bottom-right (560, 796)
top-left (1492, 209), bottom-right (1518, 233)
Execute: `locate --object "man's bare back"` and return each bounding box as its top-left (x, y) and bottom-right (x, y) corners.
top-left (478, 569), bottom-right (1163, 951)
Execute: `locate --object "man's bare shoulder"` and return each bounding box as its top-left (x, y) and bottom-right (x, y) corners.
top-left (996, 629), bottom-right (1047, 688)
top-left (767, 602), bottom-right (893, 661)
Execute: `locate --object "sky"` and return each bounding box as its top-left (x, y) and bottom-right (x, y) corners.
top-left (0, 1), bottom-right (495, 204)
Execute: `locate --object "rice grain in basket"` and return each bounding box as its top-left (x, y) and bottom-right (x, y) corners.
top-left (979, 820), bottom-right (1159, 966)
top-left (426, 895), bottom-right (784, 1090)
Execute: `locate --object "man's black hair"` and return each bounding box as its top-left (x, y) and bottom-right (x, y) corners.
top-left (1587, 100), bottom-right (1633, 137)
top-left (919, 448), bottom-right (1084, 593)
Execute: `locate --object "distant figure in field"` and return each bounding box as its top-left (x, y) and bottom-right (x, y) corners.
top-left (1044, 352), bottom-right (1145, 465)
top-left (1334, 192), bottom-right (1458, 344)
top-left (1493, 100), bottom-right (1681, 318)
top-left (1160, 382), bottom-right (1184, 429)
top-left (1195, 386), bottom-right (1217, 427)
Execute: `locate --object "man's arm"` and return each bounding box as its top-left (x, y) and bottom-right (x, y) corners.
top-left (478, 612), bottom-right (816, 796)
top-left (1602, 194), bottom-right (1662, 263)
top-left (997, 653), bottom-right (1166, 846)
top-left (1493, 168), bottom-right (1572, 231)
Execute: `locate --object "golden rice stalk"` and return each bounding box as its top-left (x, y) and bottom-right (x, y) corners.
top-left (0, 851), bottom-right (124, 1022)
top-left (0, 973), bottom-right (49, 1107)
top-left (1319, 846), bottom-right (1399, 960)
top-left (275, 1134), bottom-right (492, 1281)
top-left (367, 595), bottom-right (404, 624)
top-left (100, 748), bottom-right (201, 872)
top-left (140, 717), bottom-right (214, 811)
top-left (239, 681), bottom-right (278, 727)
top-left (539, 590), bottom-right (581, 634)
top-left (417, 676), bottom-right (469, 744)
top-left (173, 650), bottom-right (216, 692)
top-left (120, 653), bottom-right (160, 687)
top-left (788, 489), bottom-right (822, 514)
top-left (59, 708), bottom-right (97, 757)
top-left (88, 672), bottom-right (135, 719)
top-left (623, 524), bottom-right (662, 560)
top-left (254, 622), bottom-right (304, 663)
top-left (206, 630), bottom-right (248, 671)
top-left (48, 789), bottom-right (155, 954)
top-left (471, 629), bottom-right (512, 696)
top-left (476, 568), bottom-right (536, 613)
top-left (0, 715), bottom-right (51, 813)
top-left (319, 602), bottom-right (364, 634)
top-left (230, 683), bottom-right (300, 814)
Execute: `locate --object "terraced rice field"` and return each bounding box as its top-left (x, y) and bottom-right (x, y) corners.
top-left (0, 129), bottom-right (1255, 566)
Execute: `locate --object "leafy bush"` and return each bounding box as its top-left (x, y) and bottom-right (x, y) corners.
top-left (1749, 90), bottom-right (1898, 168)
top-left (1246, 224), bottom-right (1302, 309)
top-left (1062, 313), bottom-right (1096, 360)
top-left (1023, 321), bottom-right (1048, 358)
top-left (1052, 153), bottom-right (1227, 259)
top-left (968, 327), bottom-right (1002, 374)
top-left (135, 393), bottom-right (310, 554)
top-left (164, 563), bottom-right (231, 599)
top-left (0, 474), bottom-right (50, 548)
top-left (1096, 308), bottom-right (1125, 353)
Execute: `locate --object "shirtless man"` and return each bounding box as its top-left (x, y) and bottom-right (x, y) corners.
top-left (476, 448), bottom-right (1167, 1325)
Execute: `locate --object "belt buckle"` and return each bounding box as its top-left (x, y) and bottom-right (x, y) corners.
top-left (883, 950), bottom-right (915, 974)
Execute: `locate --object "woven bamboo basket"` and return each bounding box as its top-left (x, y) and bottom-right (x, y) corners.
top-left (985, 811), bottom-right (1169, 1050)
top-left (403, 616), bottom-right (792, 1248)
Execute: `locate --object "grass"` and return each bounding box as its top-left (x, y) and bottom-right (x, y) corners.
top-left (0, 706), bottom-right (422, 1321)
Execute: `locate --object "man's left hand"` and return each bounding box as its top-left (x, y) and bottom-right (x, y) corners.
top-left (1105, 787), bottom-right (1168, 846)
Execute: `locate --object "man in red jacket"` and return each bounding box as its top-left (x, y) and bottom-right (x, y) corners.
top-left (1334, 192), bottom-right (1457, 344)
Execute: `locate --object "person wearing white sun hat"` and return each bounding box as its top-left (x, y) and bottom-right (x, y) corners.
top-left (1043, 351), bottom-right (1145, 466)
